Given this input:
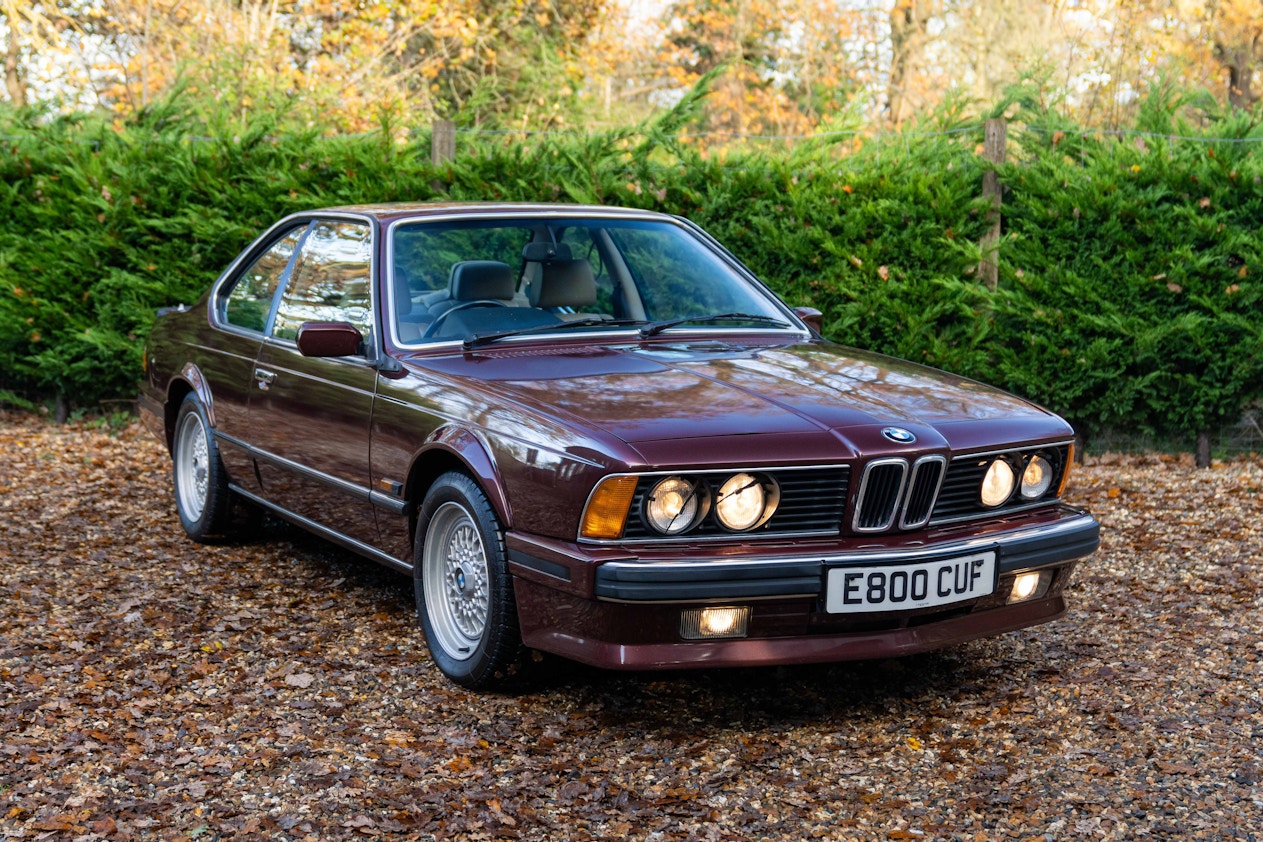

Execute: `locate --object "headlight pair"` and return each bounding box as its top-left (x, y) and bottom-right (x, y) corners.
top-left (645, 472), bottom-right (780, 535)
top-left (980, 453), bottom-right (1056, 507)
top-left (581, 471), bottom-right (781, 540)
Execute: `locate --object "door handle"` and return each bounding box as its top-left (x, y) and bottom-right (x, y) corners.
top-left (254, 368), bottom-right (277, 390)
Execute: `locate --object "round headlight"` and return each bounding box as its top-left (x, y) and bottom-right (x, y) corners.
top-left (715, 472), bottom-right (772, 531)
top-left (980, 458), bottom-right (1015, 507)
top-left (645, 476), bottom-right (703, 535)
top-left (1021, 455), bottom-right (1054, 499)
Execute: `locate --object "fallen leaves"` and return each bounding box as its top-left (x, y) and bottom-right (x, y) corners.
top-left (0, 413), bottom-right (1260, 840)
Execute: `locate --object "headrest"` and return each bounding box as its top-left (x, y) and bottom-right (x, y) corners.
top-left (393, 265), bottom-right (413, 315)
top-left (522, 241), bottom-right (573, 262)
top-left (532, 259), bottom-right (597, 309)
top-left (449, 260), bottom-right (515, 301)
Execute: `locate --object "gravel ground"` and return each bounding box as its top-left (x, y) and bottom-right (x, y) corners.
top-left (0, 414), bottom-right (1260, 841)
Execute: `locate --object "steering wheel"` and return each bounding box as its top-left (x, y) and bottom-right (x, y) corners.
top-left (422, 300), bottom-right (510, 338)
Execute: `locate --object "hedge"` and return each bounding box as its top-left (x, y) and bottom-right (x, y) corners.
top-left (1, 93), bottom-right (1260, 450)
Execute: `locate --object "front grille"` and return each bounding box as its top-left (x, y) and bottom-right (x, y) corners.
top-left (900, 456), bottom-right (945, 528)
top-left (931, 444), bottom-right (1071, 523)
top-left (620, 467), bottom-right (849, 541)
top-left (853, 460), bottom-right (907, 531)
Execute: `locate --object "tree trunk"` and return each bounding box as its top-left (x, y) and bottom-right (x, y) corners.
top-left (1216, 40), bottom-right (1261, 111)
top-left (4, 18), bottom-right (25, 108)
top-left (1196, 430), bottom-right (1212, 469)
top-left (1227, 61), bottom-right (1258, 110)
top-left (979, 118), bottom-right (1006, 291)
top-left (888, 0), bottom-right (932, 125)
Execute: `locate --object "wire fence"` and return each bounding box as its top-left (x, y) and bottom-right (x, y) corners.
top-left (5, 120), bottom-right (1263, 148)
top-left (1084, 409), bottom-right (1263, 459)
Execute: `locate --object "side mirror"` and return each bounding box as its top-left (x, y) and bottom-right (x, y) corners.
top-left (793, 306), bottom-right (824, 334)
top-left (296, 322), bottom-right (363, 358)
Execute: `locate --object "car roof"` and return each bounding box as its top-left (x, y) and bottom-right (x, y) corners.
top-left (314, 202), bottom-right (677, 225)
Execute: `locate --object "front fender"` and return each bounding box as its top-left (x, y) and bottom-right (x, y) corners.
top-left (415, 424), bottom-right (513, 527)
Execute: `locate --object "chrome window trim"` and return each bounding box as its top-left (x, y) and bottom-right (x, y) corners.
top-left (851, 457), bottom-right (909, 533)
top-left (898, 454), bottom-right (947, 530)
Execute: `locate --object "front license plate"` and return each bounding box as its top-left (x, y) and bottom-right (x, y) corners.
top-left (825, 551), bottom-right (997, 614)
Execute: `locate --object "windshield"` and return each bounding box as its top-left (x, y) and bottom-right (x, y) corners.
top-left (390, 216), bottom-right (793, 346)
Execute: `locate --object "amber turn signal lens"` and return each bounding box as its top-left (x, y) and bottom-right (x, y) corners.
top-left (1057, 444), bottom-right (1075, 497)
top-left (580, 476), bottom-right (638, 540)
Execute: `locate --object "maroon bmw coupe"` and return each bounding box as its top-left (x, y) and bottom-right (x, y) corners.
top-left (139, 203), bottom-right (1099, 689)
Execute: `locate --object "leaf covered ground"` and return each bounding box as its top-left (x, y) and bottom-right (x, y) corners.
top-left (1, 414), bottom-right (1260, 840)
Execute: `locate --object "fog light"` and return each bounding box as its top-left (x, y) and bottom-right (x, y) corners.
top-left (679, 606), bottom-right (751, 640)
top-left (1008, 570), bottom-right (1050, 603)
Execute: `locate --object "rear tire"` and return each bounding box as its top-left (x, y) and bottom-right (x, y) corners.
top-left (415, 472), bottom-right (523, 690)
top-left (172, 393), bottom-right (234, 542)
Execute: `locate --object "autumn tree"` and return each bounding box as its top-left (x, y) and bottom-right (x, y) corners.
top-left (10, 0), bottom-right (614, 130)
top-left (657, 0), bottom-right (861, 136)
top-left (416, 0), bottom-right (612, 128)
top-left (2, 0), bottom-right (73, 107)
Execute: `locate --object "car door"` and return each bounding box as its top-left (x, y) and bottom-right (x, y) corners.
top-left (205, 224), bottom-right (307, 485)
top-left (248, 217), bottom-right (381, 548)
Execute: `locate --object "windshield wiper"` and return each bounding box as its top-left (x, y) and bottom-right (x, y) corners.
top-left (637, 312), bottom-right (791, 339)
top-left (461, 317), bottom-right (647, 350)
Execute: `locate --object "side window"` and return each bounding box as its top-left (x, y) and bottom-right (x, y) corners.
top-left (272, 221), bottom-right (373, 346)
top-left (221, 226), bottom-right (305, 332)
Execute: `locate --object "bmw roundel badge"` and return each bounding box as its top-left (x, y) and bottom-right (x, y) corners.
top-left (881, 427), bottom-right (917, 444)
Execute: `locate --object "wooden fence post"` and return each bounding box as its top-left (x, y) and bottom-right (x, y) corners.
top-left (431, 120), bottom-right (456, 166)
top-left (431, 120), bottom-right (455, 193)
top-left (979, 117), bottom-right (1006, 291)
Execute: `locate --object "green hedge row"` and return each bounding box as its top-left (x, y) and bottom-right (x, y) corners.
top-left (2, 96), bottom-right (1261, 447)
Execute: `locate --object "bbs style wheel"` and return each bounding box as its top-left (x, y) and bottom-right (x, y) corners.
top-left (172, 393), bottom-right (233, 541)
top-left (414, 472), bottom-right (523, 689)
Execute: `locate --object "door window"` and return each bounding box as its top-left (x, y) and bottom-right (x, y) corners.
top-left (272, 221), bottom-right (374, 346)
top-left (220, 226), bottom-right (305, 332)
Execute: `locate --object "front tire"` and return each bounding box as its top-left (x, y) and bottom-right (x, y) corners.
top-left (172, 393), bottom-right (233, 542)
top-left (415, 472), bottom-right (523, 689)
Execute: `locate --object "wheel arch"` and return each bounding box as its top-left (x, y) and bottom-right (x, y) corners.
top-left (164, 364), bottom-right (214, 452)
top-left (404, 427), bottom-right (514, 542)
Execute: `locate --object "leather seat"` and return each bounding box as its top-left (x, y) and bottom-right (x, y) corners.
top-left (393, 265), bottom-right (434, 343)
top-left (530, 259), bottom-right (599, 318)
top-left (426, 261), bottom-right (517, 316)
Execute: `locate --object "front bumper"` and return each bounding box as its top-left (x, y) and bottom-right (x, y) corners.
top-left (589, 507), bottom-right (1098, 602)
top-left (505, 505), bottom-right (1099, 670)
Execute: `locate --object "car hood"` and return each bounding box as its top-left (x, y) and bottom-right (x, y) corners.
top-left (411, 339), bottom-right (1064, 454)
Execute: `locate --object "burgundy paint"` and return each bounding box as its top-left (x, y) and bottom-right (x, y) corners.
top-left (297, 321), bottom-right (364, 358)
top-left (140, 202), bottom-right (1099, 677)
